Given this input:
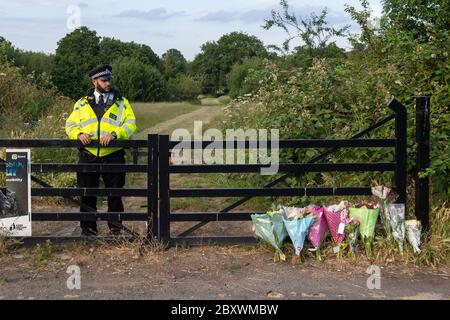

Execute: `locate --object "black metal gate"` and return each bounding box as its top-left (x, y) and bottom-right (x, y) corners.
top-left (0, 135), bottom-right (159, 242)
top-left (0, 97), bottom-right (431, 244)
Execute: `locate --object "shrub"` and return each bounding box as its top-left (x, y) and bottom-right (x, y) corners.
top-left (227, 57), bottom-right (264, 98)
top-left (217, 95), bottom-right (231, 105)
top-left (166, 74), bottom-right (202, 101)
top-left (112, 57), bottom-right (166, 102)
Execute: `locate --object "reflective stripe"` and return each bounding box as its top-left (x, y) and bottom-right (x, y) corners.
top-left (67, 126), bottom-right (79, 135)
top-left (80, 118), bottom-right (97, 128)
top-left (100, 130), bottom-right (112, 137)
top-left (117, 100), bottom-right (125, 122)
top-left (121, 124), bottom-right (133, 137)
top-left (124, 119), bottom-right (136, 125)
top-left (90, 132), bottom-right (99, 138)
top-left (101, 117), bottom-right (119, 126)
top-left (66, 121), bottom-right (77, 126)
top-left (73, 101), bottom-right (81, 111)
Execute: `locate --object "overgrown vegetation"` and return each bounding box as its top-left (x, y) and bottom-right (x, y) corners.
top-left (221, 0), bottom-right (449, 265)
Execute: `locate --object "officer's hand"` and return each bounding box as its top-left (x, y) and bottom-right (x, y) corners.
top-left (78, 133), bottom-right (92, 145)
top-left (100, 133), bottom-right (114, 146)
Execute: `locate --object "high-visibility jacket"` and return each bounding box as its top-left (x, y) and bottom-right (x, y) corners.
top-left (65, 94), bottom-right (137, 157)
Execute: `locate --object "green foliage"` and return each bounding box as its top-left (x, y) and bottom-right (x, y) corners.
top-left (0, 36), bottom-right (54, 89)
top-left (381, 0), bottom-right (450, 43)
top-left (112, 57), bottom-right (166, 101)
top-left (162, 48), bottom-right (187, 79)
top-left (227, 57), bottom-right (265, 98)
top-left (99, 37), bottom-right (162, 70)
top-left (217, 95), bottom-right (231, 105)
top-left (52, 27), bottom-right (101, 99)
top-left (192, 32), bottom-right (268, 95)
top-left (32, 240), bottom-right (56, 266)
top-left (0, 62), bottom-right (69, 123)
top-left (224, 0), bottom-right (449, 205)
top-left (166, 74), bottom-right (202, 101)
top-left (263, 0), bottom-right (349, 53)
top-left (0, 37), bottom-right (16, 64)
top-left (51, 28), bottom-right (163, 101)
top-left (283, 43), bottom-right (346, 70)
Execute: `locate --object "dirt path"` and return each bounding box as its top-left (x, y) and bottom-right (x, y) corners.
top-left (0, 245), bottom-right (448, 300)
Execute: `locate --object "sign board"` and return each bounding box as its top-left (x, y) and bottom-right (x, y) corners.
top-left (0, 149), bottom-right (32, 237)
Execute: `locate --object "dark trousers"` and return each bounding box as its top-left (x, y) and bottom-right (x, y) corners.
top-left (77, 149), bottom-right (126, 233)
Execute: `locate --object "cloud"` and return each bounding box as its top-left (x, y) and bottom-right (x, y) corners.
top-left (137, 30), bottom-right (174, 38)
top-left (194, 6), bottom-right (351, 26)
top-left (114, 7), bottom-right (186, 21)
top-left (78, 3), bottom-right (88, 8)
top-left (194, 10), bottom-right (239, 23)
top-left (240, 9), bottom-right (271, 24)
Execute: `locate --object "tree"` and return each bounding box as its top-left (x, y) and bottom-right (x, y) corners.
top-left (192, 32), bottom-right (268, 94)
top-left (162, 49), bottom-right (187, 79)
top-left (0, 37), bottom-right (16, 64)
top-left (52, 27), bottom-right (101, 99)
top-left (227, 57), bottom-right (265, 98)
top-left (263, 0), bottom-right (349, 54)
top-left (99, 37), bottom-right (162, 70)
top-left (112, 57), bottom-right (166, 102)
top-left (381, 0), bottom-right (450, 42)
top-left (166, 74), bottom-right (202, 101)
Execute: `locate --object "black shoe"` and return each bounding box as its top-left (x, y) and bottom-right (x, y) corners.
top-left (81, 228), bottom-right (98, 236)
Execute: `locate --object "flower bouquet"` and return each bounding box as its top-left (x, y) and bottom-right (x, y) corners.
top-left (306, 206), bottom-right (327, 260)
top-left (251, 209), bottom-right (288, 262)
top-left (387, 203), bottom-right (406, 252)
top-left (405, 219), bottom-right (422, 254)
top-left (371, 181), bottom-right (397, 237)
top-left (280, 206), bottom-right (317, 264)
top-left (345, 218), bottom-right (360, 254)
top-left (349, 201), bottom-right (380, 257)
top-left (324, 201), bottom-right (350, 253)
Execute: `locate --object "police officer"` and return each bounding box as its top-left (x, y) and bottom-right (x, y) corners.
top-left (65, 64), bottom-right (137, 236)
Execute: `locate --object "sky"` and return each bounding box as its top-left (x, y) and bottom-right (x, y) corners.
top-left (0, 0), bottom-right (383, 61)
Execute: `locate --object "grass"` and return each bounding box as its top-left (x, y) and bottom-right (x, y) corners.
top-left (0, 235), bottom-right (22, 255)
top-left (132, 101), bottom-right (202, 135)
top-left (31, 239), bottom-right (57, 266)
top-left (200, 98), bottom-right (223, 106)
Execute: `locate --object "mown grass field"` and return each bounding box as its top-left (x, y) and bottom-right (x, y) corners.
top-left (132, 101), bottom-right (202, 136)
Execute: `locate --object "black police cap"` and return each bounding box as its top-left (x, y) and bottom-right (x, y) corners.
top-left (89, 64), bottom-right (112, 80)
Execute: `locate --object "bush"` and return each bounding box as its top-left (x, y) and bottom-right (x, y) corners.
top-left (217, 95), bottom-right (231, 104)
top-left (0, 62), bottom-right (69, 123)
top-left (112, 57), bottom-right (166, 101)
top-left (227, 57), bottom-right (264, 98)
top-left (0, 59), bottom-right (77, 195)
top-left (166, 74), bottom-right (202, 101)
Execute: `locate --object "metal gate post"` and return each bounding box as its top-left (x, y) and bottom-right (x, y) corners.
top-left (158, 134), bottom-right (170, 244)
top-left (388, 98), bottom-right (407, 211)
top-left (147, 134), bottom-right (159, 239)
top-left (415, 96), bottom-right (430, 231)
